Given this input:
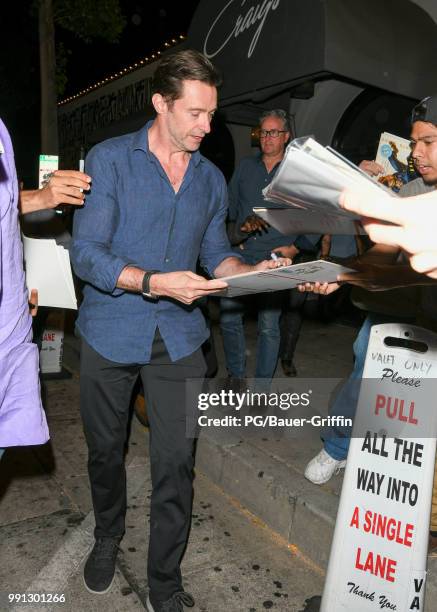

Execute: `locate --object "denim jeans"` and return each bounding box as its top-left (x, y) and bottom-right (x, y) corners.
top-left (220, 292), bottom-right (283, 382)
top-left (324, 312), bottom-right (413, 460)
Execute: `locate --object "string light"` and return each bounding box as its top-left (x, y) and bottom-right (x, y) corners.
top-left (58, 34), bottom-right (186, 106)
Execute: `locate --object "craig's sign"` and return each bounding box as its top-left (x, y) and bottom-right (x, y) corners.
top-left (187, 0), bottom-right (299, 103)
top-left (188, 0), bottom-right (437, 106)
top-left (203, 0), bottom-right (281, 59)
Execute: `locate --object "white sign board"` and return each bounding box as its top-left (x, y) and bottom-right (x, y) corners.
top-left (321, 324), bottom-right (437, 612)
top-left (40, 311), bottom-right (64, 375)
top-left (22, 236), bottom-right (77, 310)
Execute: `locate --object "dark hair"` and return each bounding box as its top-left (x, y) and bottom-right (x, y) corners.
top-left (152, 49), bottom-right (222, 104)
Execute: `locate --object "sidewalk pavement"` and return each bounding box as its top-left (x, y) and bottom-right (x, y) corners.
top-left (62, 312), bottom-right (437, 609)
top-left (0, 361), bottom-right (325, 611)
top-left (1, 313), bottom-right (436, 610)
top-left (199, 315), bottom-right (437, 610)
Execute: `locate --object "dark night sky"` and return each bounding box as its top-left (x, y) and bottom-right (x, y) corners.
top-left (0, 1), bottom-right (200, 185)
top-left (61, 0), bottom-right (200, 97)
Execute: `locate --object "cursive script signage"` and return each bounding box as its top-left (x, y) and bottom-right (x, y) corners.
top-left (203, 0), bottom-right (280, 59)
top-left (188, 0), bottom-right (437, 107)
top-left (187, 0), bottom-right (319, 104)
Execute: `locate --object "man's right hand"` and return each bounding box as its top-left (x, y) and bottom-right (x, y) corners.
top-left (20, 170), bottom-right (92, 215)
top-left (240, 215), bottom-right (270, 234)
top-left (150, 271), bottom-right (228, 304)
top-left (40, 170), bottom-right (91, 208)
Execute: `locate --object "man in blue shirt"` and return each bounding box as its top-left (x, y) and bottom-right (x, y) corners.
top-left (71, 50), bottom-right (289, 612)
top-left (220, 110), bottom-right (305, 388)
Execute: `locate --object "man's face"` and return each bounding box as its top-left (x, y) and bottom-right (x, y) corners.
top-left (259, 116), bottom-right (290, 158)
top-left (410, 120), bottom-right (437, 184)
top-left (163, 80), bottom-right (217, 153)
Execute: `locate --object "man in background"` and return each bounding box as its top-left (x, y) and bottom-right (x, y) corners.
top-left (220, 109), bottom-right (308, 389)
top-left (303, 95), bottom-right (437, 548)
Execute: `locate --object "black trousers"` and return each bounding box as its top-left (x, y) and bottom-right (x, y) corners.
top-left (79, 333), bottom-right (206, 600)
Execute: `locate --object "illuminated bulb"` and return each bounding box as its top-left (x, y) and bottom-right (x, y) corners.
top-left (59, 32), bottom-right (186, 103)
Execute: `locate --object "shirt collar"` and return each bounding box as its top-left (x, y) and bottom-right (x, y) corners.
top-left (132, 119), bottom-right (202, 167)
top-left (257, 152), bottom-right (283, 173)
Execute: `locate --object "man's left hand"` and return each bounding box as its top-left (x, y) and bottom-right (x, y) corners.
top-left (341, 189), bottom-right (437, 278)
top-left (29, 289), bottom-right (38, 317)
top-left (297, 282), bottom-right (341, 295)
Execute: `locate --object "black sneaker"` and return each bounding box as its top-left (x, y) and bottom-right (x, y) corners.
top-left (146, 590), bottom-right (195, 611)
top-left (281, 359), bottom-right (297, 377)
top-left (83, 536), bottom-right (121, 594)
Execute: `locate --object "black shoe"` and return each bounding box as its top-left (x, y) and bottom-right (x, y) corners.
top-left (298, 596), bottom-right (321, 611)
top-left (83, 536), bottom-right (121, 594)
top-left (147, 590), bottom-right (195, 611)
top-left (223, 375), bottom-right (246, 394)
top-left (281, 359), bottom-right (297, 377)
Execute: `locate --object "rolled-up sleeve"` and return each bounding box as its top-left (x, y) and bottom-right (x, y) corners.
top-left (199, 174), bottom-right (242, 277)
top-left (70, 146), bottom-right (138, 295)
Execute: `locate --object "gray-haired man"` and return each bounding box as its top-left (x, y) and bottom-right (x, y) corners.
top-left (220, 109), bottom-right (308, 388)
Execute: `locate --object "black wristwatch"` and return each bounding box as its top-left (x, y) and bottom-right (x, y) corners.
top-left (142, 270), bottom-right (160, 298)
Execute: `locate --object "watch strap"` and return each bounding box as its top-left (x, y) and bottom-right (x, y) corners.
top-left (142, 270), bottom-right (160, 298)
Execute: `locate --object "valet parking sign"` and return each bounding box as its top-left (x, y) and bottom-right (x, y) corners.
top-left (321, 324), bottom-right (437, 612)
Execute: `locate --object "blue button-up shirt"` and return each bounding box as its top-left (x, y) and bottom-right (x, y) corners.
top-left (228, 154), bottom-right (303, 264)
top-left (71, 121), bottom-right (238, 364)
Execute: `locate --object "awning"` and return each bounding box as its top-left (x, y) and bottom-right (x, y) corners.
top-left (188, 0), bottom-right (437, 109)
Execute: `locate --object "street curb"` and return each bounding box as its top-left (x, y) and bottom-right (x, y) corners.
top-left (196, 429), bottom-right (337, 568)
top-left (196, 429), bottom-right (437, 611)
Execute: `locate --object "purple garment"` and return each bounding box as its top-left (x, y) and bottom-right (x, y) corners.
top-left (0, 118), bottom-right (49, 447)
